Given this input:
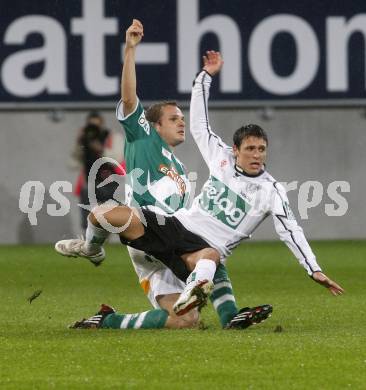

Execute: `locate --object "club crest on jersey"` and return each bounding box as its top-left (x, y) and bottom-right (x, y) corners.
top-left (220, 159), bottom-right (228, 169)
top-left (138, 111), bottom-right (150, 135)
top-left (246, 183), bottom-right (260, 194)
top-left (159, 164), bottom-right (186, 196)
top-left (199, 176), bottom-right (251, 228)
top-left (240, 183), bottom-right (260, 201)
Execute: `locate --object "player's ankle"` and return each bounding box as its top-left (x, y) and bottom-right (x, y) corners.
top-left (82, 243), bottom-right (102, 255)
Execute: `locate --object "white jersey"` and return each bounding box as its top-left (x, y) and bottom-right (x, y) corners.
top-left (174, 70), bottom-right (321, 276)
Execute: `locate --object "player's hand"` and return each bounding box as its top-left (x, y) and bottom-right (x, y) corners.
top-left (312, 271), bottom-right (344, 296)
top-left (202, 51), bottom-right (223, 76)
top-left (125, 19), bottom-right (144, 49)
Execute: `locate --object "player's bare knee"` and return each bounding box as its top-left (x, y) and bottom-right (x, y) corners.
top-left (88, 207), bottom-right (102, 226)
top-left (202, 248), bottom-right (220, 264)
top-left (171, 310), bottom-right (199, 329)
top-left (89, 204), bottom-right (112, 223)
top-left (90, 205), bottom-right (141, 236)
top-left (182, 248), bottom-right (220, 270)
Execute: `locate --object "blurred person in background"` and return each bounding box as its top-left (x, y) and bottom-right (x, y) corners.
top-left (72, 111), bottom-right (125, 231)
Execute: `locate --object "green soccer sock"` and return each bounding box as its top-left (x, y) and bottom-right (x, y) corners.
top-left (101, 309), bottom-right (169, 329)
top-left (210, 263), bottom-right (238, 328)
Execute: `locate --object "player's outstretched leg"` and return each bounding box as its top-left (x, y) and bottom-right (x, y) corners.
top-left (70, 304), bottom-right (116, 328)
top-left (55, 210), bottom-right (109, 266)
top-left (173, 279), bottom-right (214, 316)
top-left (225, 304), bottom-right (273, 329)
top-left (210, 264), bottom-right (239, 327)
top-left (173, 257), bottom-right (218, 316)
top-left (55, 204), bottom-right (144, 266)
top-left (55, 238), bottom-right (106, 266)
top-left (70, 305), bottom-right (174, 330)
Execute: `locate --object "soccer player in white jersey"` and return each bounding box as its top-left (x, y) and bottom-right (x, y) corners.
top-left (56, 48), bottom-right (342, 328)
top-left (55, 21), bottom-right (270, 330)
top-left (172, 50), bottom-right (343, 311)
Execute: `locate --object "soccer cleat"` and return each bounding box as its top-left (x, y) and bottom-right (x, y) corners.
top-left (55, 238), bottom-right (105, 266)
top-left (226, 304), bottom-right (273, 329)
top-left (69, 304), bottom-right (115, 329)
top-left (173, 280), bottom-right (214, 316)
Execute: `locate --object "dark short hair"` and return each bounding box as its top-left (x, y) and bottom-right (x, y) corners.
top-left (87, 110), bottom-right (103, 121)
top-left (145, 101), bottom-right (178, 123)
top-left (233, 124), bottom-right (268, 148)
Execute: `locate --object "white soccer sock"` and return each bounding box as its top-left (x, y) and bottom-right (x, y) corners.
top-left (186, 259), bottom-right (217, 285)
top-left (83, 217), bottom-right (109, 254)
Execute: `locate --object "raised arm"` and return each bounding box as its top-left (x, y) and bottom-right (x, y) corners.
top-left (121, 19), bottom-right (143, 116)
top-left (202, 50), bottom-right (223, 76)
top-left (190, 51), bottom-right (231, 167)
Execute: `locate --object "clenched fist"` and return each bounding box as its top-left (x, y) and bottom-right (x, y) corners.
top-left (125, 19), bottom-right (144, 49)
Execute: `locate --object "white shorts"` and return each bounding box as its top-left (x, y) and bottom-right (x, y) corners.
top-left (127, 246), bottom-right (186, 309)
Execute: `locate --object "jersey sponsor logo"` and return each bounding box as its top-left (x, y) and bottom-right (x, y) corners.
top-left (159, 164), bottom-right (187, 196)
top-left (138, 111), bottom-right (150, 135)
top-left (199, 176), bottom-right (251, 228)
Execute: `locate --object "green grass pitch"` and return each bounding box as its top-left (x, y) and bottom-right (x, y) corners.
top-left (1, 241), bottom-right (365, 389)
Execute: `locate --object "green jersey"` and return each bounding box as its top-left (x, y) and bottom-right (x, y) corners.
top-left (116, 99), bottom-right (190, 214)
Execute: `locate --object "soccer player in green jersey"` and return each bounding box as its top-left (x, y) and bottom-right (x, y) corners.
top-left (56, 20), bottom-right (268, 330)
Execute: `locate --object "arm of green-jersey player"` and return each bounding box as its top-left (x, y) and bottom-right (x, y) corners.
top-left (121, 19), bottom-right (144, 116)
